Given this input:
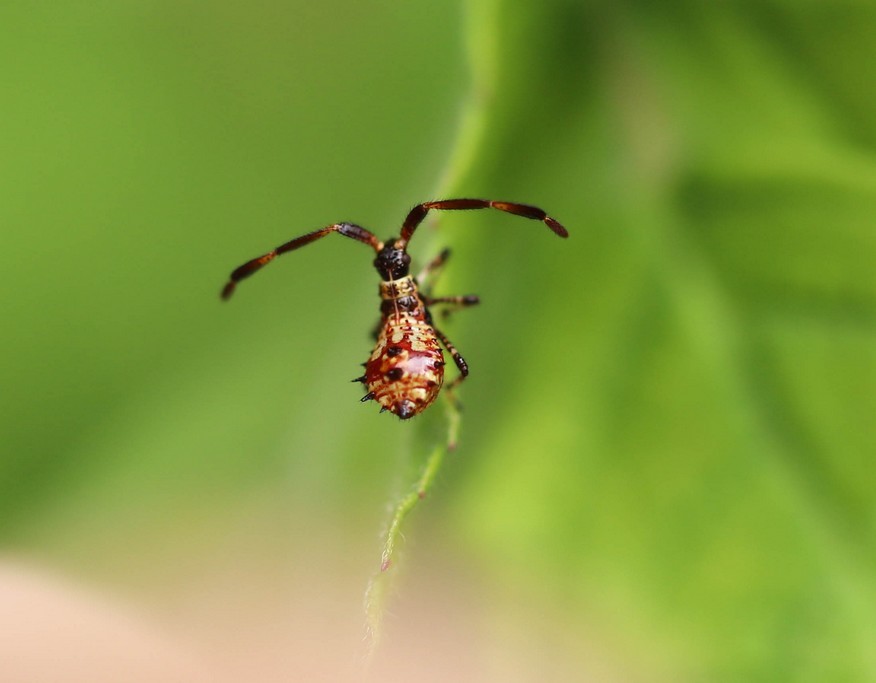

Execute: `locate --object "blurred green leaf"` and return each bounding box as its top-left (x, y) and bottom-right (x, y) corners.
top-left (444, 1), bottom-right (876, 680)
top-left (1, 0), bottom-right (874, 681)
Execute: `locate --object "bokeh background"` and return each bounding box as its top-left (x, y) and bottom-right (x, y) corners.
top-left (2, 1), bottom-right (875, 681)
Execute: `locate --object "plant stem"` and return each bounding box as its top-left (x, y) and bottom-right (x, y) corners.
top-left (362, 398), bottom-right (460, 665)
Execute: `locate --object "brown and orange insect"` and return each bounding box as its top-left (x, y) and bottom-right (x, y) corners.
top-left (221, 199), bottom-right (567, 419)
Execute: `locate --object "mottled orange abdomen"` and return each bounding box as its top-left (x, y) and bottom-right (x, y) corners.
top-left (364, 315), bottom-right (445, 419)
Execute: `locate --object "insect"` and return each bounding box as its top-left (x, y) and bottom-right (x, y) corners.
top-left (221, 198), bottom-right (567, 419)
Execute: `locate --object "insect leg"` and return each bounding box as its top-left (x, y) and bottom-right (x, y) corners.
top-left (416, 247), bottom-right (451, 293)
top-left (432, 325), bottom-right (469, 392)
top-left (424, 294), bottom-right (480, 322)
top-left (425, 295), bottom-right (479, 307)
top-left (399, 199), bottom-right (567, 246)
top-left (221, 222), bottom-right (381, 300)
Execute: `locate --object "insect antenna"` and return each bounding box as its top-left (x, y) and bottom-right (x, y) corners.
top-left (398, 198), bottom-right (568, 247)
top-left (222, 222), bottom-right (382, 300)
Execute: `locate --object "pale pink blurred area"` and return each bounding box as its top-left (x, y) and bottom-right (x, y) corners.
top-left (0, 542), bottom-right (621, 683)
top-left (0, 559), bottom-right (216, 683)
top-left (0, 553), bottom-right (369, 682)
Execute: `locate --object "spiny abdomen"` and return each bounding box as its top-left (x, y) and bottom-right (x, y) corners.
top-left (364, 316), bottom-right (444, 419)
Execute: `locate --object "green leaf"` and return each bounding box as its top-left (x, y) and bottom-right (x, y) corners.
top-left (445, 1), bottom-right (876, 680)
top-left (1, 0), bottom-right (874, 680)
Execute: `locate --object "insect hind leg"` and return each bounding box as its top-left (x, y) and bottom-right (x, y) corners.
top-left (432, 325), bottom-right (469, 401)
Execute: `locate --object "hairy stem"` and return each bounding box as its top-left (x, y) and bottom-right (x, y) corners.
top-left (362, 396), bottom-right (461, 664)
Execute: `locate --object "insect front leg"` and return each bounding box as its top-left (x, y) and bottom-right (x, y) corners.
top-left (416, 248), bottom-right (451, 295)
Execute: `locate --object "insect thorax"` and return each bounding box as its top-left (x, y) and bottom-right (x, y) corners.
top-left (379, 275), bottom-right (418, 300)
top-left (378, 275), bottom-right (423, 317)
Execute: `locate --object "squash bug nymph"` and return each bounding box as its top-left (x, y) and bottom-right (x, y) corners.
top-left (222, 199), bottom-right (567, 419)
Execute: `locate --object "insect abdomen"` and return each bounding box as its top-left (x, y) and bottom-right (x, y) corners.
top-left (364, 317), bottom-right (444, 419)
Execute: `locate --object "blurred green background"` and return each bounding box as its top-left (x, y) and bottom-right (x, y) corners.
top-left (2, 0), bottom-right (875, 681)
